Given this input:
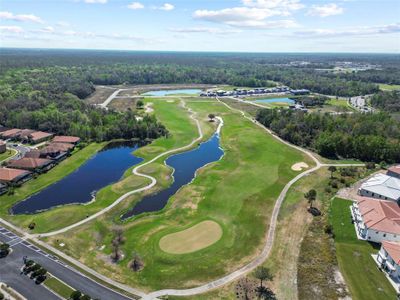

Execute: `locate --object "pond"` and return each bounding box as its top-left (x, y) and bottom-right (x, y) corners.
top-left (122, 132), bottom-right (224, 219)
top-left (254, 97), bottom-right (295, 104)
top-left (11, 142), bottom-right (143, 215)
top-left (142, 89), bottom-right (202, 96)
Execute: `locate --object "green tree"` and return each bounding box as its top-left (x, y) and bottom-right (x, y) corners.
top-left (253, 266), bottom-right (273, 289)
top-left (328, 166), bottom-right (337, 179)
top-left (136, 100), bottom-right (144, 109)
top-left (208, 113), bottom-right (216, 122)
top-left (70, 290), bottom-right (82, 300)
top-left (304, 189), bottom-right (317, 208)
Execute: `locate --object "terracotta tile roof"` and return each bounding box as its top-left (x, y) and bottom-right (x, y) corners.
top-left (53, 136), bottom-right (80, 144)
top-left (8, 158), bottom-right (52, 170)
top-left (29, 131), bottom-right (53, 142)
top-left (0, 140), bottom-right (5, 145)
top-left (18, 129), bottom-right (35, 138)
top-left (24, 150), bottom-right (41, 158)
top-left (382, 241), bottom-right (400, 265)
top-left (0, 128), bottom-right (21, 138)
top-left (47, 142), bottom-right (74, 152)
top-left (0, 168), bottom-right (31, 182)
top-left (388, 165), bottom-right (400, 176)
top-left (357, 197), bottom-right (400, 235)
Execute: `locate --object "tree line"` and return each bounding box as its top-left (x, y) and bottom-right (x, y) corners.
top-left (256, 109), bottom-right (400, 163)
top-left (0, 68), bottom-right (168, 142)
top-left (370, 91), bottom-right (400, 112)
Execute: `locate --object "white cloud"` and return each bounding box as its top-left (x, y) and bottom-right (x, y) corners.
top-left (56, 21), bottom-right (70, 27)
top-left (170, 27), bottom-right (242, 34)
top-left (295, 23), bottom-right (400, 38)
top-left (307, 3), bottom-right (344, 17)
top-left (0, 11), bottom-right (44, 23)
top-left (84, 0), bottom-right (107, 3)
top-left (39, 26), bottom-right (55, 33)
top-left (153, 3), bottom-right (175, 11)
top-left (193, 0), bottom-right (302, 29)
top-left (127, 2), bottom-right (144, 10)
top-left (0, 25), bottom-right (24, 33)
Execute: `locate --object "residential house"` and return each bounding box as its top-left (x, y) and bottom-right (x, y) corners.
top-left (0, 141), bottom-right (6, 154)
top-left (0, 129), bottom-right (21, 140)
top-left (358, 173), bottom-right (400, 202)
top-left (7, 158), bottom-right (54, 173)
top-left (47, 142), bottom-right (75, 153)
top-left (39, 146), bottom-right (68, 161)
top-left (24, 150), bottom-right (41, 159)
top-left (351, 197), bottom-right (400, 243)
top-left (376, 241), bottom-right (400, 289)
top-left (20, 131), bottom-right (53, 144)
top-left (52, 136), bottom-right (81, 145)
top-left (388, 166), bottom-right (400, 180)
top-left (0, 168), bottom-right (31, 185)
top-left (17, 129), bottom-right (35, 141)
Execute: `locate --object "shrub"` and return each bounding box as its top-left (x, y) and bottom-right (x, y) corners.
top-left (70, 290), bottom-right (82, 300)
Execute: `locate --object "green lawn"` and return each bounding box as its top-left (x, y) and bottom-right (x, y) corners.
top-left (0, 143), bottom-right (106, 231)
top-left (379, 83), bottom-right (400, 91)
top-left (330, 198), bottom-right (396, 300)
top-left (45, 97), bottom-right (314, 291)
top-left (44, 276), bottom-right (75, 299)
top-left (0, 149), bottom-right (16, 162)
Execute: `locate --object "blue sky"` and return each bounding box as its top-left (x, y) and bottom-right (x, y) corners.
top-left (1, 0), bottom-right (399, 52)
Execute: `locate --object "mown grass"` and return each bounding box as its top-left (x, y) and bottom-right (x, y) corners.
top-left (0, 149), bottom-right (16, 162)
top-left (0, 143), bottom-right (106, 230)
top-left (379, 83), bottom-right (400, 91)
top-left (44, 276), bottom-right (75, 299)
top-left (329, 198), bottom-right (396, 300)
top-left (45, 97), bottom-right (313, 291)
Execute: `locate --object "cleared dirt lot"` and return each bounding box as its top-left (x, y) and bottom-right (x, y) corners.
top-left (86, 86), bottom-right (117, 104)
top-left (108, 97), bottom-right (139, 112)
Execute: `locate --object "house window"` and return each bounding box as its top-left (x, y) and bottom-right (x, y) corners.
top-left (376, 231), bottom-right (379, 234)
top-left (383, 234), bottom-right (387, 237)
top-left (372, 193), bottom-right (375, 197)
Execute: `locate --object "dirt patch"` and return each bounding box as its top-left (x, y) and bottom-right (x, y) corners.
top-left (108, 97), bottom-right (138, 112)
top-left (145, 103), bottom-right (154, 113)
top-left (291, 162), bottom-right (309, 171)
top-left (86, 86), bottom-right (117, 105)
top-left (159, 220), bottom-right (222, 254)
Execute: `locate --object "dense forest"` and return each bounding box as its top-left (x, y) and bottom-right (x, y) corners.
top-left (1, 49), bottom-right (398, 97)
top-left (256, 109), bottom-right (400, 163)
top-left (0, 67), bottom-right (168, 142)
top-left (370, 91), bottom-right (400, 112)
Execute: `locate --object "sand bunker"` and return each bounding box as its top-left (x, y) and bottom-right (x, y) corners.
top-left (159, 220), bottom-right (222, 254)
top-left (145, 103), bottom-right (154, 113)
top-left (166, 100), bottom-right (175, 103)
top-left (291, 162), bottom-right (309, 171)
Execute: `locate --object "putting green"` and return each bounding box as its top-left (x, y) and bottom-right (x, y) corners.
top-left (159, 220), bottom-right (223, 254)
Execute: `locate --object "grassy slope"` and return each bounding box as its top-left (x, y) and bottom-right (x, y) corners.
top-left (45, 98), bottom-right (313, 291)
top-left (0, 149), bottom-right (16, 162)
top-left (0, 143), bottom-right (105, 229)
top-left (1, 98), bottom-right (202, 233)
top-left (330, 198), bottom-right (395, 300)
top-left (379, 83), bottom-right (400, 91)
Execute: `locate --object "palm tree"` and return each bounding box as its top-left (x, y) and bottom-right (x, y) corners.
top-left (328, 166), bottom-right (337, 179)
top-left (304, 189), bottom-right (317, 208)
top-left (253, 266), bottom-right (273, 289)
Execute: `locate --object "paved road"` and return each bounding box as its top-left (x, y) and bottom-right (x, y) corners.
top-left (0, 227), bottom-right (133, 300)
top-left (1, 96), bottom-right (365, 299)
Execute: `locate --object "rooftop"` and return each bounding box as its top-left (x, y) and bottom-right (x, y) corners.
top-left (8, 158), bottom-right (53, 169)
top-left (388, 165), bottom-right (400, 176)
top-left (0, 128), bottom-right (21, 137)
top-left (47, 142), bottom-right (74, 152)
top-left (357, 197), bottom-right (400, 235)
top-left (52, 136), bottom-right (80, 144)
top-left (0, 168), bottom-right (31, 182)
top-left (30, 131), bottom-right (53, 142)
top-left (361, 173), bottom-right (400, 200)
top-left (382, 241), bottom-right (400, 265)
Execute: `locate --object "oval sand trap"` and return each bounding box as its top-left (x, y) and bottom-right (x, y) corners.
top-left (159, 220), bottom-right (222, 254)
top-left (291, 162), bottom-right (309, 171)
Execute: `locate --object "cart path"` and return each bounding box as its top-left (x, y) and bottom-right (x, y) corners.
top-left (2, 96), bottom-right (364, 300)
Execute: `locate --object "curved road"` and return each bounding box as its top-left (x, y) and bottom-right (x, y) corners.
top-left (2, 96), bottom-right (364, 299)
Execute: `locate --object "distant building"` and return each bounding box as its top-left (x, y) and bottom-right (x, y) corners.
top-left (351, 197), bottom-right (400, 243)
top-left (0, 141), bottom-right (6, 154)
top-left (17, 129), bottom-right (35, 141)
top-left (47, 142), bottom-right (75, 152)
top-left (290, 89), bottom-right (310, 95)
top-left (388, 165), bottom-right (400, 180)
top-left (359, 173), bottom-right (400, 202)
top-left (376, 241), bottom-right (400, 289)
top-left (0, 168), bottom-right (31, 185)
top-left (7, 158), bottom-right (54, 173)
top-left (52, 136), bottom-right (81, 145)
top-left (39, 146), bottom-right (68, 161)
top-left (0, 129), bottom-right (21, 140)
